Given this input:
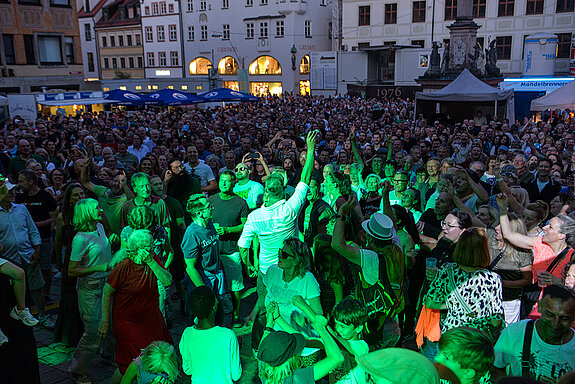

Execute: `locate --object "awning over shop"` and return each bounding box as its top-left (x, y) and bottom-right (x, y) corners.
top-left (37, 91), bottom-right (116, 106)
top-left (38, 98), bottom-right (117, 106)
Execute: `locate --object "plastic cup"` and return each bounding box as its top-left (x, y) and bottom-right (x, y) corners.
top-left (426, 258), bottom-right (438, 269)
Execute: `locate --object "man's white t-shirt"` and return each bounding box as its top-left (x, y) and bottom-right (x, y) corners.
top-left (184, 162), bottom-right (215, 187)
top-left (238, 182), bottom-right (308, 273)
top-left (494, 319), bottom-right (575, 382)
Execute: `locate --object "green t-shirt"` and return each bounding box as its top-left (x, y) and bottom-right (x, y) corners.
top-left (93, 185), bottom-right (128, 235)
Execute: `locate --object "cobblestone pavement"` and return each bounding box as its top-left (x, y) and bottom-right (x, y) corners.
top-left (34, 276), bottom-right (259, 384)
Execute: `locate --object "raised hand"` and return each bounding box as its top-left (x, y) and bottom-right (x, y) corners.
top-left (338, 193), bottom-right (358, 216)
top-left (306, 130), bottom-right (318, 150)
top-left (495, 193), bottom-right (508, 209)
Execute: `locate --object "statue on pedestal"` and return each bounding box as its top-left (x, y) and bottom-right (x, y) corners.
top-left (424, 42), bottom-right (441, 78)
top-left (440, 42), bottom-right (450, 74)
top-left (485, 40), bottom-right (500, 76)
top-left (468, 41), bottom-right (484, 75)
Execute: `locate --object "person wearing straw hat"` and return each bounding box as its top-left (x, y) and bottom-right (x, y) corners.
top-left (332, 183), bottom-right (405, 349)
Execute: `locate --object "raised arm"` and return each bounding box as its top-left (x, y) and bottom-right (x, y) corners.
top-left (349, 128), bottom-right (365, 169)
top-left (140, 248), bottom-right (172, 286)
top-left (496, 194), bottom-right (536, 250)
top-left (444, 180), bottom-right (485, 227)
top-left (300, 130), bottom-right (318, 186)
top-left (380, 180), bottom-right (396, 223)
top-left (256, 152), bottom-right (271, 177)
top-left (457, 166), bottom-right (489, 204)
top-left (493, 165), bottom-right (524, 214)
top-left (310, 315), bottom-right (344, 381)
top-left (80, 158), bottom-right (96, 194)
top-left (331, 194), bottom-right (362, 265)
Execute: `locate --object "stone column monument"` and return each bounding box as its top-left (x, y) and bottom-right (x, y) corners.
top-left (446, 0), bottom-right (481, 75)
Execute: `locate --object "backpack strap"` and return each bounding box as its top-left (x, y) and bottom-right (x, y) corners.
top-left (522, 320), bottom-right (535, 378)
top-left (489, 252), bottom-right (505, 271)
top-left (376, 251), bottom-right (399, 311)
top-left (546, 247), bottom-right (573, 274)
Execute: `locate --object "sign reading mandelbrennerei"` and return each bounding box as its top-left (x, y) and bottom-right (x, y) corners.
top-left (310, 52), bottom-right (337, 90)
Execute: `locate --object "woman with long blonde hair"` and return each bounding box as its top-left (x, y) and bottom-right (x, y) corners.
top-left (68, 198), bottom-right (113, 384)
top-left (487, 213), bottom-right (533, 325)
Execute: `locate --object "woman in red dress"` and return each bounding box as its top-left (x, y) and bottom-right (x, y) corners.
top-left (98, 229), bottom-right (173, 382)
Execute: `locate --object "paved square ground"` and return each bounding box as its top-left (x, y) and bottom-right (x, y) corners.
top-left (34, 276), bottom-right (260, 384)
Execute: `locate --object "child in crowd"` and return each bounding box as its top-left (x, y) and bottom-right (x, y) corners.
top-left (179, 286), bottom-right (242, 384)
top-left (330, 298), bottom-right (369, 384)
top-left (0, 257), bottom-right (39, 345)
top-left (435, 327), bottom-right (494, 384)
top-left (120, 341), bottom-right (179, 384)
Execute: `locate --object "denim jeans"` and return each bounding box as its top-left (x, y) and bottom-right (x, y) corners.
top-left (421, 339), bottom-right (439, 362)
top-left (70, 277), bottom-right (106, 375)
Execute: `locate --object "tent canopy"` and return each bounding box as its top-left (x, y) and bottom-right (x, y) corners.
top-left (416, 69), bottom-right (513, 101)
top-left (147, 89), bottom-right (201, 105)
top-left (103, 89), bottom-right (159, 106)
top-left (198, 88), bottom-right (260, 102)
top-left (530, 80), bottom-right (575, 111)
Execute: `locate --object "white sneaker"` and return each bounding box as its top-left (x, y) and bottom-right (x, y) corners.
top-left (37, 314), bottom-right (55, 329)
top-left (0, 328), bottom-right (8, 345)
top-left (10, 307), bottom-right (39, 326)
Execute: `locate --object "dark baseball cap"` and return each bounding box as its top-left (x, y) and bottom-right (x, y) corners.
top-left (257, 331), bottom-right (306, 367)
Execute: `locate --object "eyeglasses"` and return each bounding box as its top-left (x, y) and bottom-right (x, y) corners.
top-left (441, 220), bottom-right (460, 230)
top-left (393, 179), bottom-right (408, 183)
top-left (279, 249), bottom-right (294, 259)
top-left (235, 167), bottom-right (248, 172)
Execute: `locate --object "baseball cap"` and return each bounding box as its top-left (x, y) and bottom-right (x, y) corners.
top-left (357, 348), bottom-right (439, 384)
top-left (257, 331), bottom-right (305, 367)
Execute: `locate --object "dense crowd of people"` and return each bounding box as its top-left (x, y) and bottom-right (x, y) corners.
top-left (1, 94), bottom-right (575, 384)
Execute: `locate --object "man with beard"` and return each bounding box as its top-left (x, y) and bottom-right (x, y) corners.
top-left (165, 159), bottom-right (201, 221)
top-left (232, 162), bottom-right (264, 210)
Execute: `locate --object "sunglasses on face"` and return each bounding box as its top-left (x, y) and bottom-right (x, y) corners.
top-left (279, 249), bottom-right (294, 259)
top-left (235, 167), bottom-right (248, 172)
